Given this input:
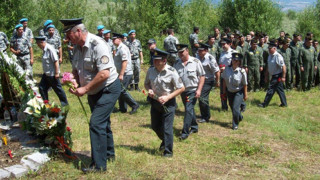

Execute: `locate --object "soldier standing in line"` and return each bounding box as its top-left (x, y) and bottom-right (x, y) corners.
top-left (299, 38), bottom-right (318, 91)
top-left (0, 31), bottom-right (9, 56)
top-left (112, 33), bottom-right (140, 114)
top-left (313, 40), bottom-right (320, 86)
top-left (278, 39), bottom-right (292, 90)
top-left (39, 20), bottom-right (60, 39)
top-left (144, 49), bottom-right (185, 157)
top-left (128, 30), bottom-right (144, 91)
top-left (10, 24), bottom-right (34, 80)
top-left (12, 18), bottom-right (33, 43)
top-left (46, 25), bottom-right (63, 63)
top-left (60, 18), bottom-right (121, 173)
top-left (213, 27), bottom-right (221, 45)
top-left (222, 53), bottom-right (248, 130)
top-left (259, 40), bottom-right (287, 108)
top-left (196, 43), bottom-right (220, 123)
top-left (122, 33), bottom-right (129, 47)
top-left (259, 34), bottom-right (269, 89)
top-left (163, 29), bottom-right (179, 66)
top-left (96, 25), bottom-right (104, 38)
top-left (35, 36), bottom-right (68, 106)
top-left (243, 39), bottom-right (263, 92)
top-left (174, 44), bottom-right (205, 140)
top-left (189, 27), bottom-right (201, 57)
top-left (239, 34), bottom-right (249, 55)
top-left (289, 34), bottom-right (301, 89)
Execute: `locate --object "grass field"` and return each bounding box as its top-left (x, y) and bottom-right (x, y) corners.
top-left (25, 57), bottom-right (320, 179)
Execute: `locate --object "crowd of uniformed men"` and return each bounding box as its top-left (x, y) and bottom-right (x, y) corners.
top-left (0, 17), bottom-right (318, 172)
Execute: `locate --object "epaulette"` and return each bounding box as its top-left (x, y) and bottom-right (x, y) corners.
top-left (91, 38), bottom-right (99, 46)
top-left (168, 66), bottom-right (175, 71)
top-left (192, 57), bottom-right (200, 63)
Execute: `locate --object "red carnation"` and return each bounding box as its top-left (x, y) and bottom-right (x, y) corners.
top-left (44, 100), bottom-right (49, 104)
top-left (51, 107), bottom-right (61, 113)
top-left (142, 89), bottom-right (147, 96)
top-left (8, 150), bottom-right (13, 159)
top-left (67, 127), bottom-right (71, 132)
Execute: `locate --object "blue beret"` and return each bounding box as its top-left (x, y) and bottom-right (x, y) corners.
top-left (15, 24), bottom-right (23, 29)
top-left (46, 24), bottom-right (55, 30)
top-left (19, 18), bottom-right (28, 23)
top-left (123, 33), bottom-right (128, 37)
top-left (128, 30), bottom-right (136, 35)
top-left (44, 20), bottom-right (53, 26)
top-left (97, 25), bottom-right (104, 30)
top-left (103, 30), bottom-right (111, 34)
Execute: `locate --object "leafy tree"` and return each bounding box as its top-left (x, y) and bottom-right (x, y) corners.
top-left (218, 0), bottom-right (283, 37)
top-left (296, 5), bottom-right (320, 39)
top-left (287, 10), bottom-right (297, 20)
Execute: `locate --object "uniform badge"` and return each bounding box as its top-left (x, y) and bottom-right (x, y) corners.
top-left (101, 56), bottom-right (109, 64)
top-left (178, 78), bottom-right (183, 83)
top-left (249, 52), bottom-right (254, 55)
top-left (122, 54), bottom-right (127, 59)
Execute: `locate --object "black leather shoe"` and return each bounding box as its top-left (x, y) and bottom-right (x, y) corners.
top-left (189, 129), bottom-right (198, 134)
top-left (198, 119), bottom-right (209, 123)
top-left (130, 104), bottom-right (140, 115)
top-left (279, 104), bottom-right (287, 107)
top-left (179, 135), bottom-right (188, 140)
top-left (258, 103), bottom-right (265, 108)
top-left (107, 156), bottom-right (115, 162)
top-left (82, 166), bottom-right (106, 174)
top-left (163, 153), bottom-right (173, 158)
top-left (159, 142), bottom-right (165, 151)
top-left (232, 126), bottom-right (238, 130)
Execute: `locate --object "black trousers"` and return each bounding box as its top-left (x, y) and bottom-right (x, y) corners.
top-left (150, 97), bottom-right (176, 155)
top-left (199, 79), bottom-right (214, 120)
top-left (180, 90), bottom-right (198, 138)
top-left (118, 74), bottom-right (138, 112)
top-left (227, 89), bottom-right (244, 128)
top-left (39, 74), bottom-right (68, 106)
top-left (263, 73), bottom-right (287, 106)
top-left (87, 79), bottom-right (121, 170)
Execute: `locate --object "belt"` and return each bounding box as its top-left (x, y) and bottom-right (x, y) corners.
top-left (17, 52), bottom-right (30, 57)
top-left (131, 58), bottom-right (138, 60)
top-left (271, 73), bottom-right (282, 78)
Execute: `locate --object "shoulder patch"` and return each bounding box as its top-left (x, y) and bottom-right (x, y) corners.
top-left (241, 68), bottom-right (246, 74)
top-left (101, 56), bottom-right (109, 64)
top-left (192, 58), bottom-right (200, 63)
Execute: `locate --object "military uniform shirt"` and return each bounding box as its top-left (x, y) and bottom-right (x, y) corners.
top-left (299, 45), bottom-right (317, 67)
top-left (189, 33), bottom-right (199, 53)
top-left (222, 66), bottom-right (247, 93)
top-left (164, 35), bottom-right (179, 53)
top-left (46, 34), bottom-right (61, 53)
top-left (278, 48), bottom-right (291, 67)
top-left (290, 41), bottom-right (301, 63)
top-left (197, 53), bottom-right (219, 80)
top-left (0, 32), bottom-right (9, 51)
top-left (174, 56), bottom-right (205, 91)
top-left (267, 51), bottom-right (285, 75)
top-left (128, 39), bottom-right (142, 59)
top-left (208, 43), bottom-right (218, 59)
top-left (72, 33), bottom-right (118, 95)
top-left (114, 42), bottom-right (133, 75)
top-left (10, 35), bottom-right (31, 55)
top-left (42, 43), bottom-right (59, 76)
top-left (145, 64), bottom-right (184, 97)
top-left (219, 48), bottom-right (235, 66)
top-left (243, 47), bottom-right (263, 67)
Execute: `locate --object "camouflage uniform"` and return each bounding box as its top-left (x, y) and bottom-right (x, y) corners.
top-left (0, 32), bottom-right (9, 55)
top-left (10, 34), bottom-right (33, 77)
top-left (128, 38), bottom-right (142, 86)
top-left (13, 27), bottom-right (33, 42)
top-left (46, 34), bottom-right (61, 55)
top-left (164, 34), bottom-right (179, 65)
top-left (39, 28), bottom-right (60, 39)
top-left (189, 33), bottom-right (199, 56)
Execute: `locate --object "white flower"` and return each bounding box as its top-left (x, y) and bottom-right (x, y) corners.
top-left (23, 107), bottom-right (34, 115)
top-left (47, 118), bottom-right (57, 129)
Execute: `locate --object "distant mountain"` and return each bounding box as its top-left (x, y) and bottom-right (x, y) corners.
top-left (211, 0), bottom-right (316, 11)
